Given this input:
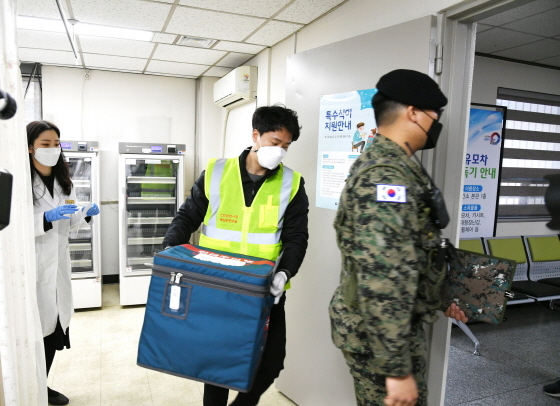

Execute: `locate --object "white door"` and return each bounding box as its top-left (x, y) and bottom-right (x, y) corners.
top-left (277, 15), bottom-right (473, 406)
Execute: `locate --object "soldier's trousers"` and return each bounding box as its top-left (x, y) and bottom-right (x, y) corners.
top-left (341, 350), bottom-right (427, 406)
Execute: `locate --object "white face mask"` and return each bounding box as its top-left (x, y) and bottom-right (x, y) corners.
top-left (255, 138), bottom-right (286, 170)
top-left (33, 147), bottom-right (61, 167)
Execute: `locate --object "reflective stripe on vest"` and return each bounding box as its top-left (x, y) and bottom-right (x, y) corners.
top-left (200, 157), bottom-right (300, 261)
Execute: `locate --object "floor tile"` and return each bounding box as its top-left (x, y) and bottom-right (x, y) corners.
top-left (45, 284), bottom-right (560, 406)
top-left (102, 283), bottom-right (120, 307)
top-left (448, 302), bottom-right (560, 406)
top-left (147, 370), bottom-right (203, 406)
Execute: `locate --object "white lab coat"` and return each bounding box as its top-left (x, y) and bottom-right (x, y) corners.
top-left (32, 175), bottom-right (88, 337)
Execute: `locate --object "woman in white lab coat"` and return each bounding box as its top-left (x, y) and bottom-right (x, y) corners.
top-left (27, 121), bottom-right (100, 406)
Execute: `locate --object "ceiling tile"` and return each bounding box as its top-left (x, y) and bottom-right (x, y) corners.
top-left (69, 0), bottom-right (171, 31)
top-left (203, 66), bottom-right (232, 77)
top-left (166, 7), bottom-right (265, 41)
top-left (79, 36), bottom-right (155, 58)
top-left (178, 0), bottom-right (291, 18)
top-left (216, 52), bottom-right (253, 68)
top-left (476, 23), bottom-right (494, 34)
top-left (501, 7), bottom-right (560, 37)
top-left (152, 33), bottom-right (177, 44)
top-left (18, 30), bottom-right (72, 52)
top-left (19, 48), bottom-right (78, 66)
top-left (535, 55), bottom-right (560, 68)
top-left (493, 38), bottom-right (560, 61)
top-left (82, 53), bottom-right (147, 71)
top-left (18, 0), bottom-right (68, 19)
top-left (275, 0), bottom-right (345, 24)
top-left (475, 27), bottom-right (542, 54)
top-left (478, 0), bottom-right (560, 26)
top-left (213, 41), bottom-right (265, 54)
top-left (245, 20), bottom-right (303, 46)
top-left (152, 43), bottom-right (226, 65)
top-left (146, 60), bottom-right (209, 76)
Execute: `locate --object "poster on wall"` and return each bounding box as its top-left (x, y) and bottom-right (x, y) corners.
top-left (460, 104), bottom-right (506, 238)
top-left (316, 88), bottom-right (377, 210)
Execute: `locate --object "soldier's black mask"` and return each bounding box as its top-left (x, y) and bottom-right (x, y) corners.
top-left (417, 109), bottom-right (443, 150)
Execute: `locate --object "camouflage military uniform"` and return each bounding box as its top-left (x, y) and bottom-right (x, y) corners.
top-left (329, 134), bottom-right (444, 406)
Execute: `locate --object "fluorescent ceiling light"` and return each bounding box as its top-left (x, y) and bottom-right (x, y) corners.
top-left (177, 36), bottom-right (217, 49)
top-left (18, 16), bottom-right (64, 32)
top-left (17, 16), bottom-right (154, 42)
top-left (76, 23), bottom-right (154, 42)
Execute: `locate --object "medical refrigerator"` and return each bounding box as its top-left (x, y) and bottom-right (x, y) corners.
top-left (62, 140), bottom-right (102, 309)
top-left (118, 142), bottom-right (185, 305)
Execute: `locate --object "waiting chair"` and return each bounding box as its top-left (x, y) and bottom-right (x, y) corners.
top-left (485, 237), bottom-right (560, 303)
top-left (523, 235), bottom-right (560, 293)
top-left (458, 238), bottom-right (485, 254)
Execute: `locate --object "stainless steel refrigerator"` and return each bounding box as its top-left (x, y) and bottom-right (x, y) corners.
top-left (118, 142), bottom-right (185, 305)
top-left (62, 140), bottom-right (102, 309)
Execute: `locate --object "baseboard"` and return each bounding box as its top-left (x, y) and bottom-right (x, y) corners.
top-left (103, 274), bottom-right (119, 284)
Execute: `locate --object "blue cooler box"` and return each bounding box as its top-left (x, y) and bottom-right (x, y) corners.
top-left (137, 244), bottom-right (275, 392)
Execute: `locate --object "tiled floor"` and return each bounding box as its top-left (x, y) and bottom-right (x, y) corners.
top-left (49, 285), bottom-right (560, 406)
top-left (445, 301), bottom-right (560, 406)
top-left (47, 284), bottom-right (296, 406)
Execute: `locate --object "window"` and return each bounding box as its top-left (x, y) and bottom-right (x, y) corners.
top-left (496, 88), bottom-right (560, 219)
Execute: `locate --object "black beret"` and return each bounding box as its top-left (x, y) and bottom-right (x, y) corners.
top-left (376, 69), bottom-right (448, 110)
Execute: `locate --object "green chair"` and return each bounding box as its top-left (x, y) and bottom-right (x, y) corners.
top-left (459, 238), bottom-right (485, 254)
top-left (523, 235), bottom-right (560, 288)
top-left (485, 236), bottom-right (560, 303)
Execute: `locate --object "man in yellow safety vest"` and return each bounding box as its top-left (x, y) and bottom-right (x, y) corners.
top-left (163, 104), bottom-right (309, 406)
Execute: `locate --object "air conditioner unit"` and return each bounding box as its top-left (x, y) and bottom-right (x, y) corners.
top-left (213, 66), bottom-right (257, 109)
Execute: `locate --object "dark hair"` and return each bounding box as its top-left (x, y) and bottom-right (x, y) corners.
top-left (252, 104), bottom-right (301, 142)
top-left (372, 92), bottom-right (406, 127)
top-left (27, 120), bottom-right (72, 203)
top-left (356, 122), bottom-right (365, 128)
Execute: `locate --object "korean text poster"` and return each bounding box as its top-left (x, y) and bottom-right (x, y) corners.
top-left (317, 88), bottom-right (377, 210)
top-left (460, 107), bottom-right (504, 238)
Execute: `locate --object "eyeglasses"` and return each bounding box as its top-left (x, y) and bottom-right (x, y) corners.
top-left (420, 108), bottom-right (444, 122)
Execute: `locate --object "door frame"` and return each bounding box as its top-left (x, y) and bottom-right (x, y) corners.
top-left (426, 1), bottom-right (534, 404)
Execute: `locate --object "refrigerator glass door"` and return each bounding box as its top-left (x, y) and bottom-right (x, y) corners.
top-left (125, 158), bottom-right (179, 275)
top-left (66, 156), bottom-right (95, 277)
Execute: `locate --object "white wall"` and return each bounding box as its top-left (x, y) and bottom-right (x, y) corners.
top-left (43, 66), bottom-right (197, 276)
top-left (223, 101), bottom-right (257, 158)
top-left (212, 0), bottom-right (466, 146)
top-left (471, 56), bottom-right (560, 236)
top-left (196, 76), bottom-right (225, 174)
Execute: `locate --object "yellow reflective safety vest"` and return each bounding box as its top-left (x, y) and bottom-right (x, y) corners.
top-left (199, 157), bottom-right (301, 264)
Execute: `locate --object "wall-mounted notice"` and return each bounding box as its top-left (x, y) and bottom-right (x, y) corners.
top-left (317, 88), bottom-right (377, 210)
top-left (460, 106), bottom-right (505, 238)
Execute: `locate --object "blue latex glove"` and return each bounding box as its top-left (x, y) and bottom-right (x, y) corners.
top-left (44, 204), bottom-right (78, 222)
top-left (84, 203), bottom-right (100, 216)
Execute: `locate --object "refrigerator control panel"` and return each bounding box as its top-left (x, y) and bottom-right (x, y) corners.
top-left (119, 142), bottom-right (186, 155)
top-left (60, 140), bottom-right (99, 152)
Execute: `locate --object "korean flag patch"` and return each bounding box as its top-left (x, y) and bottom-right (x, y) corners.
top-left (377, 184), bottom-right (407, 203)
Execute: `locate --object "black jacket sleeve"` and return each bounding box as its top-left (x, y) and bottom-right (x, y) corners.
top-left (276, 178), bottom-right (309, 279)
top-left (162, 171), bottom-right (208, 248)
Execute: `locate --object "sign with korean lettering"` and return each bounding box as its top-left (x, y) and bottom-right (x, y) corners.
top-left (317, 88), bottom-right (377, 210)
top-left (460, 107), bottom-right (504, 238)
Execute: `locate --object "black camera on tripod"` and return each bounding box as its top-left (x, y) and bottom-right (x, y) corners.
top-left (0, 89), bottom-right (17, 231)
